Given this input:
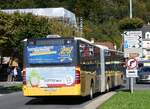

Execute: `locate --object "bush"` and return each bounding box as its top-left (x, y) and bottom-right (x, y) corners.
top-left (119, 17), bottom-right (144, 30)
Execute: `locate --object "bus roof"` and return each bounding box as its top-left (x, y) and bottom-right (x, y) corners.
top-left (95, 44), bottom-right (108, 50)
top-left (74, 37), bottom-right (93, 44)
top-left (26, 37), bottom-right (92, 44)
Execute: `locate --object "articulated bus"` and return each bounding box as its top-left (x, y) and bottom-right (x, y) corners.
top-left (22, 37), bottom-right (124, 99)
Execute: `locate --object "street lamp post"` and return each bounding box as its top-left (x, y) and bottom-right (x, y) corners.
top-left (130, 0), bottom-right (133, 19)
top-left (129, 0), bottom-right (134, 94)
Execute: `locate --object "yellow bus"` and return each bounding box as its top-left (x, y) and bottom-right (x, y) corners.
top-left (22, 37), bottom-right (124, 99)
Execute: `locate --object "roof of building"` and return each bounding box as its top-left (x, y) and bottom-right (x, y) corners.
top-left (0, 7), bottom-right (77, 27)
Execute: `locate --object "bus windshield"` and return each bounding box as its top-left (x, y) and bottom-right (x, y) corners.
top-left (26, 38), bottom-right (75, 64)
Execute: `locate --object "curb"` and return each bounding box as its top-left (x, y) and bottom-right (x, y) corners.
top-left (74, 91), bottom-right (116, 109)
top-left (85, 91), bottom-right (116, 109)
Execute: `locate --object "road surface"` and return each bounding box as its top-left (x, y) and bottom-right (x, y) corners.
top-left (123, 78), bottom-right (150, 90)
top-left (0, 80), bottom-right (150, 109)
top-left (0, 91), bottom-right (115, 109)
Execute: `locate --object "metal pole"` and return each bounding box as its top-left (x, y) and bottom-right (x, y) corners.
top-left (130, 0), bottom-right (133, 19)
top-left (130, 78), bottom-right (133, 93)
top-left (129, 0), bottom-right (133, 93)
top-left (129, 75), bottom-right (134, 93)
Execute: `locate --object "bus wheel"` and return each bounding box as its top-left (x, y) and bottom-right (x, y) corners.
top-left (90, 84), bottom-right (94, 100)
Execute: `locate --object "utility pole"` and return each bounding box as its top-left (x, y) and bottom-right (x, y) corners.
top-left (130, 0), bottom-right (133, 19)
top-left (129, 0), bottom-right (133, 94)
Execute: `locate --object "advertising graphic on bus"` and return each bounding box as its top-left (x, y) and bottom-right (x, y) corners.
top-left (27, 45), bottom-right (74, 64)
top-left (26, 67), bottom-right (75, 88)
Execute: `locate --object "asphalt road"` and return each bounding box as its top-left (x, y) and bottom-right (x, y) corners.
top-left (0, 91), bottom-right (115, 109)
top-left (0, 80), bottom-right (149, 109)
top-left (122, 78), bottom-right (150, 90)
top-left (0, 91), bottom-right (84, 109)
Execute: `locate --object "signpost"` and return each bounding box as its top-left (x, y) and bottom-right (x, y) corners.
top-left (126, 58), bottom-right (138, 93)
top-left (124, 31), bottom-right (143, 57)
top-left (127, 58), bottom-right (138, 69)
top-left (126, 58), bottom-right (138, 78)
top-left (123, 31), bottom-right (142, 93)
top-left (126, 69), bottom-right (138, 78)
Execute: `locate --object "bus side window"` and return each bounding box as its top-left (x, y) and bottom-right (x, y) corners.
top-left (79, 42), bottom-right (100, 73)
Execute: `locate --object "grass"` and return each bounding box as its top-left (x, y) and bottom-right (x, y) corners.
top-left (97, 90), bottom-right (150, 109)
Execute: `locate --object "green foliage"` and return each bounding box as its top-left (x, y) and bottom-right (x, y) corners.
top-left (0, 12), bottom-right (79, 62)
top-left (0, 0), bottom-right (149, 49)
top-left (1, 84), bottom-right (22, 93)
top-left (72, 0), bottom-right (148, 47)
top-left (83, 19), bottom-right (122, 48)
top-left (119, 17), bottom-right (144, 30)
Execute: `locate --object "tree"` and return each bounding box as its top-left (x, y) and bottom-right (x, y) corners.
top-left (0, 12), bottom-right (80, 64)
top-left (0, 0), bottom-right (149, 49)
top-left (119, 17), bottom-right (144, 31)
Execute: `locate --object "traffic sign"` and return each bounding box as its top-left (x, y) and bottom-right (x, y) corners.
top-left (126, 69), bottom-right (138, 78)
top-left (127, 58), bottom-right (138, 69)
top-left (124, 31), bottom-right (142, 48)
top-left (124, 31), bottom-right (143, 58)
top-left (126, 58), bottom-right (138, 78)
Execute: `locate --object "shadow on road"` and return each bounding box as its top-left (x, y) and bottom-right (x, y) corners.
top-left (117, 89), bottom-right (131, 92)
top-left (25, 92), bottom-right (106, 105)
top-left (25, 96), bottom-right (89, 105)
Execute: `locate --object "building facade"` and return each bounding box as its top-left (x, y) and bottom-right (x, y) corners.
top-left (141, 25), bottom-right (150, 60)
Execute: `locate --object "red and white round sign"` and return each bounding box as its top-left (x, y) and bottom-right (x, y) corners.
top-left (127, 58), bottom-right (138, 69)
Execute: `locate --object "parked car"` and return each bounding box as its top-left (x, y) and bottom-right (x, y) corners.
top-left (136, 67), bottom-right (150, 83)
